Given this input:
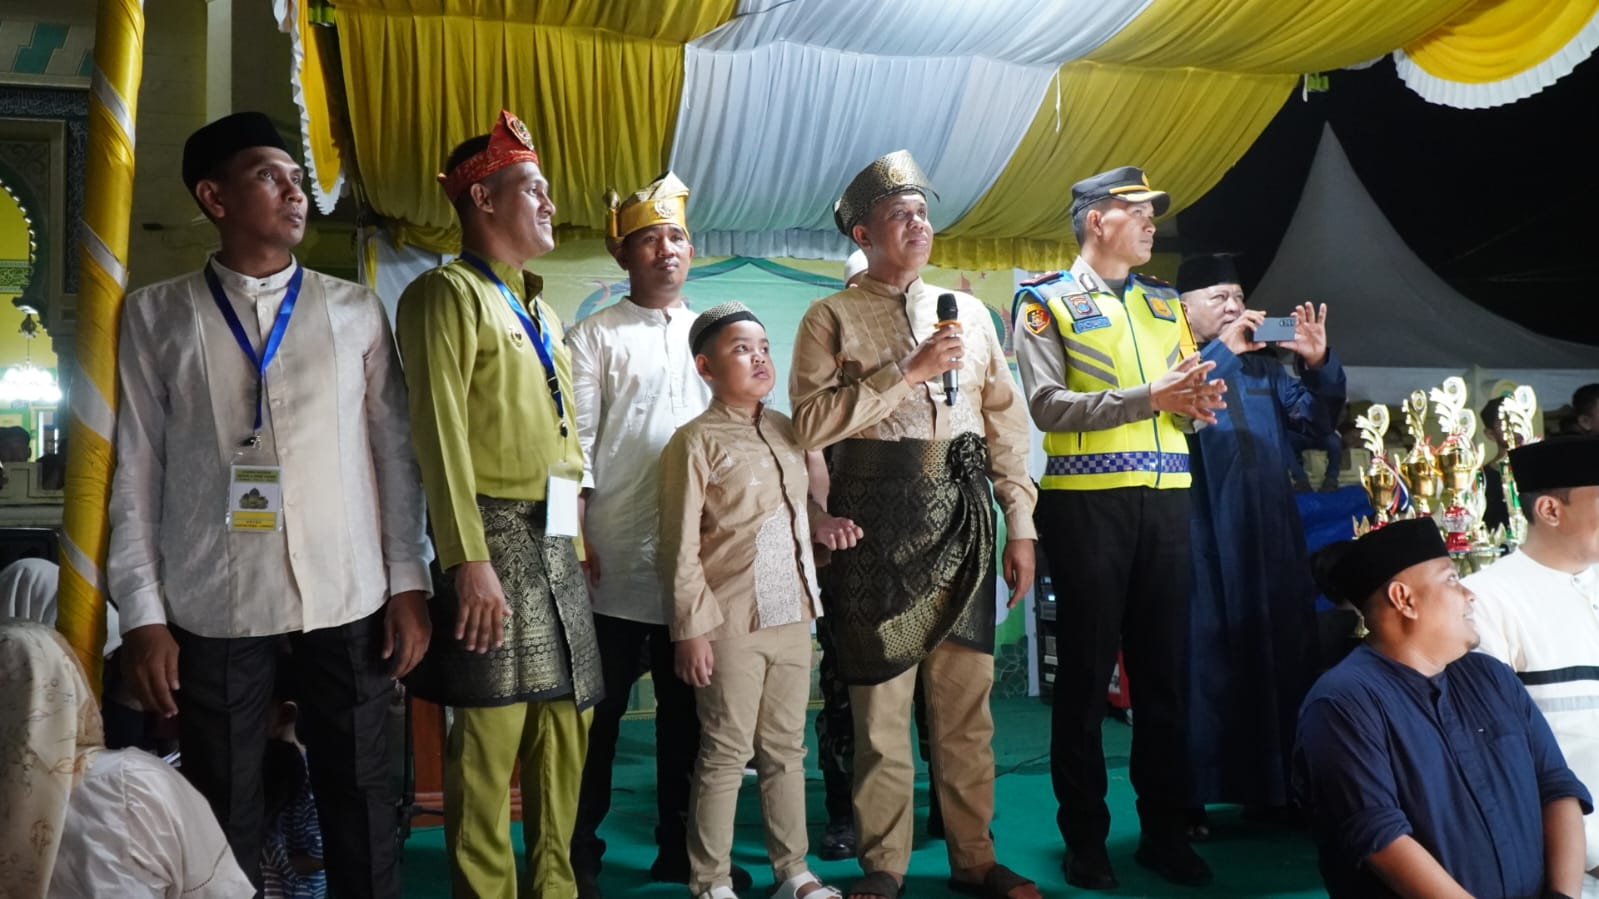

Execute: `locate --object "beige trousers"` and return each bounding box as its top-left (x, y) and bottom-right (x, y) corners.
top-left (687, 622), bottom-right (815, 894)
top-left (851, 640), bottom-right (997, 875)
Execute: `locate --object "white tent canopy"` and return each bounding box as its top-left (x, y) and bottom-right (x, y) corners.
top-left (1252, 125), bottom-right (1599, 408)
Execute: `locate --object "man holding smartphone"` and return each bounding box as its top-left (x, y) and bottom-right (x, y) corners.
top-left (1174, 252), bottom-right (1346, 835)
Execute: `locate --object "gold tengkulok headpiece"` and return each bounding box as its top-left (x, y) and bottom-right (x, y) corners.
top-left (604, 171), bottom-right (691, 255)
top-left (833, 150), bottom-right (938, 237)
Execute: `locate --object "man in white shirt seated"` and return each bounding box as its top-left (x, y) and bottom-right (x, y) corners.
top-left (0, 619), bottom-right (254, 898)
top-left (109, 111), bottom-right (432, 897)
top-left (1467, 435), bottom-right (1599, 896)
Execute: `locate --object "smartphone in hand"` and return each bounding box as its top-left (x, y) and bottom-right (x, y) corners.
top-left (1251, 316), bottom-right (1297, 343)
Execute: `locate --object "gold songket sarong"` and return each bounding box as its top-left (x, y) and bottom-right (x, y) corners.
top-left (824, 431), bottom-right (996, 685)
top-left (405, 497), bottom-right (603, 709)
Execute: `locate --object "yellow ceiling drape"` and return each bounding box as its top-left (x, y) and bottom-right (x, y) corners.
top-left (289, 0), bottom-right (345, 212)
top-left (934, 60), bottom-right (1295, 272)
top-left (332, 0), bottom-right (733, 42)
top-left (1401, 0), bottom-right (1599, 82)
top-left (334, 0), bottom-right (733, 253)
top-left (1088, 0), bottom-right (1474, 72)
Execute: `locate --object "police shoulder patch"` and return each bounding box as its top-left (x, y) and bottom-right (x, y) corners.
top-left (1145, 294), bottom-right (1177, 321)
top-left (1134, 273), bottom-right (1179, 299)
top-left (1022, 302), bottom-right (1052, 335)
top-left (1034, 274), bottom-right (1082, 302)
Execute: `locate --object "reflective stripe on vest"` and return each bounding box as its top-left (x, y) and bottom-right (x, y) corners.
top-left (1045, 451), bottom-right (1191, 477)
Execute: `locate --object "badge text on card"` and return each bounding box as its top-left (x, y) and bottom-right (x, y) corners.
top-left (229, 465), bottom-right (283, 532)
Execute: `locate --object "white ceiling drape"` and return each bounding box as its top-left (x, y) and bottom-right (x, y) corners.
top-left (671, 0), bottom-right (1154, 259)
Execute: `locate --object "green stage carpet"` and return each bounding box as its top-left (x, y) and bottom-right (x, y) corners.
top-left (399, 697), bottom-right (1326, 897)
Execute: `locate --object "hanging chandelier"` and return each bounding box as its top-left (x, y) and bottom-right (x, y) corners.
top-left (0, 362), bottom-right (61, 405)
top-left (0, 311), bottom-right (60, 405)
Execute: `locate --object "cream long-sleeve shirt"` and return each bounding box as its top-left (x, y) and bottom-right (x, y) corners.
top-left (1467, 549), bottom-right (1599, 881)
top-left (659, 401), bottom-right (822, 642)
top-left (788, 274), bottom-right (1036, 540)
top-left (567, 297), bottom-right (710, 625)
top-left (108, 258), bottom-right (431, 639)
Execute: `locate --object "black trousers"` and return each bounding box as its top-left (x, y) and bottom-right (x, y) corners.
top-left (1037, 487), bottom-right (1193, 848)
top-left (570, 613), bottom-right (700, 872)
top-left (173, 606), bottom-right (399, 898)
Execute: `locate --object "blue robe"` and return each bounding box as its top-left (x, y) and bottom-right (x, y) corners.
top-left (1186, 343), bottom-right (1346, 807)
top-left (1294, 645), bottom-right (1592, 899)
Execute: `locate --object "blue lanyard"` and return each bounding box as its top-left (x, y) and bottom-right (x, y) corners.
top-left (204, 262), bottom-right (304, 443)
top-left (459, 253), bottom-right (568, 436)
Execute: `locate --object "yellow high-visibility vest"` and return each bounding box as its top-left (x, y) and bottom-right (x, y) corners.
top-left (1016, 270), bottom-right (1196, 491)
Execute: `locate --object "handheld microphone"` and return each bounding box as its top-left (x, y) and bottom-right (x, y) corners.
top-left (936, 292), bottom-right (959, 406)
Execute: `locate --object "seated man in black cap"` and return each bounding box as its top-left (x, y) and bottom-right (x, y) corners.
top-left (110, 112), bottom-right (432, 896)
top-left (1013, 165), bottom-right (1226, 889)
top-left (1294, 518), bottom-right (1590, 899)
top-left (1466, 435), bottom-right (1599, 895)
top-left (1174, 252), bottom-right (1345, 830)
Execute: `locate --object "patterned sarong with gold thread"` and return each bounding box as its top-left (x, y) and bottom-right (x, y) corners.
top-left (823, 431), bottom-right (996, 686)
top-left (405, 497), bottom-right (603, 709)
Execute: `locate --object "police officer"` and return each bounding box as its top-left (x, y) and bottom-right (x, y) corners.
top-left (1013, 166), bottom-right (1226, 891)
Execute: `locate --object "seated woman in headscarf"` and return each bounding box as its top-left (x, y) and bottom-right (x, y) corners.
top-left (1, 557), bottom-right (60, 624)
top-left (0, 618), bottom-right (254, 898)
top-left (0, 559), bottom-right (156, 751)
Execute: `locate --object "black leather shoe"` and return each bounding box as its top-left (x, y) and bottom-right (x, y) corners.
top-left (649, 855), bottom-right (753, 891)
top-left (820, 819), bottom-right (858, 860)
top-left (1135, 834), bottom-right (1213, 887)
top-left (1063, 845), bottom-right (1119, 890)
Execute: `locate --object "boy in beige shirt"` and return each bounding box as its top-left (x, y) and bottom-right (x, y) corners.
top-left (659, 302), bottom-right (861, 899)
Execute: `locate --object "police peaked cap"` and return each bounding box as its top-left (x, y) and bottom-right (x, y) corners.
top-left (1069, 166), bottom-right (1170, 218)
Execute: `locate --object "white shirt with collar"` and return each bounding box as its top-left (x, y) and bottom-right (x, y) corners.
top-left (567, 296), bottom-right (710, 625)
top-left (1467, 547), bottom-right (1599, 884)
top-left (108, 257), bottom-right (431, 639)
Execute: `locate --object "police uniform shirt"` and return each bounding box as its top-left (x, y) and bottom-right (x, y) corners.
top-left (1013, 256), bottom-right (1163, 433)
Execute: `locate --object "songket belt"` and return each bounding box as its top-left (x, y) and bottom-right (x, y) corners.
top-left (404, 496), bottom-right (603, 709)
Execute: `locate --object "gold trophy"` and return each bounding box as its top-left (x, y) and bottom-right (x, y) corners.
top-left (1496, 386), bottom-right (1539, 548)
top-left (1431, 378), bottom-right (1482, 554)
top-left (1400, 389), bottom-right (1440, 516)
top-left (1355, 404), bottom-right (1401, 528)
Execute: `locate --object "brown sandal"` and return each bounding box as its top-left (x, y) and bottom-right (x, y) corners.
top-left (947, 864), bottom-right (1036, 899)
top-left (846, 870), bottom-right (905, 899)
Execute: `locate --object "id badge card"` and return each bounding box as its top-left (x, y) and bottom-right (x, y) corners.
top-left (228, 461), bottom-right (284, 532)
top-left (546, 474), bottom-right (580, 537)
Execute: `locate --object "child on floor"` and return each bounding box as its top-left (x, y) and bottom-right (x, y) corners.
top-left (261, 688), bottom-right (327, 899)
top-left (659, 302), bottom-right (862, 899)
